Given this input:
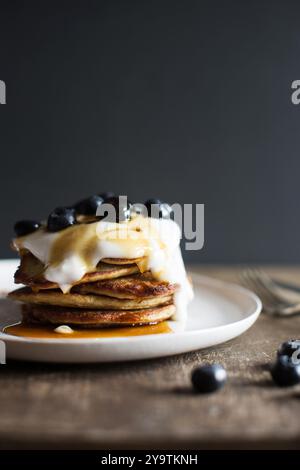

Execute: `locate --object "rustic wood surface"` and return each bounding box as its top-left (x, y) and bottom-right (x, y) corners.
top-left (1, 265), bottom-right (300, 450)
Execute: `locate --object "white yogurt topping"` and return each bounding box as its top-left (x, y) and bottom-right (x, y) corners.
top-left (54, 325), bottom-right (74, 335)
top-left (14, 216), bottom-right (193, 322)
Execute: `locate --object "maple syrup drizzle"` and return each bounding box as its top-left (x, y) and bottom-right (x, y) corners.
top-left (3, 321), bottom-right (172, 339)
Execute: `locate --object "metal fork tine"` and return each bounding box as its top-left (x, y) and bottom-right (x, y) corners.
top-left (252, 269), bottom-right (288, 305)
top-left (241, 270), bottom-right (271, 310)
top-left (241, 269), bottom-right (282, 314)
top-left (242, 267), bottom-right (300, 316)
top-left (253, 269), bottom-right (287, 306)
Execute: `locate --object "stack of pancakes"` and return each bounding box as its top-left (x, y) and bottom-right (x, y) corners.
top-left (9, 251), bottom-right (178, 328)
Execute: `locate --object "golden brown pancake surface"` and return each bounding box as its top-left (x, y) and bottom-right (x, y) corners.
top-left (9, 287), bottom-right (173, 310)
top-left (21, 303), bottom-right (175, 327)
top-left (73, 274), bottom-right (178, 299)
top-left (10, 237), bottom-right (179, 328)
top-left (101, 257), bottom-right (146, 265)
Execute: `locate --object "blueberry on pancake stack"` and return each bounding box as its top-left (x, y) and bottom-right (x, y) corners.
top-left (8, 195), bottom-right (193, 329)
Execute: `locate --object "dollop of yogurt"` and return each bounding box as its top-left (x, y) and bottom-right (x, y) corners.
top-left (13, 216), bottom-right (193, 322)
top-left (54, 325), bottom-right (74, 335)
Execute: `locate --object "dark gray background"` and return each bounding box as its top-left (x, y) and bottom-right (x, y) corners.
top-left (0, 0), bottom-right (299, 263)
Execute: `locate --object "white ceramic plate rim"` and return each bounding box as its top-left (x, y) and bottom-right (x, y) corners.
top-left (0, 269), bottom-right (262, 345)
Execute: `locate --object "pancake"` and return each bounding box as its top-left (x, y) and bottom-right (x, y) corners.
top-left (8, 287), bottom-right (173, 310)
top-left (101, 257), bottom-right (148, 273)
top-left (102, 257), bottom-right (146, 265)
top-left (74, 275), bottom-right (178, 299)
top-left (14, 252), bottom-right (139, 291)
top-left (21, 303), bottom-right (175, 327)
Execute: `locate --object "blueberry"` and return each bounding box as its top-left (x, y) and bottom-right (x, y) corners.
top-left (191, 364), bottom-right (227, 394)
top-left (144, 198), bottom-right (173, 219)
top-left (47, 207), bottom-right (76, 232)
top-left (74, 195), bottom-right (104, 216)
top-left (98, 191), bottom-right (115, 200)
top-left (270, 355), bottom-right (300, 387)
top-left (278, 340), bottom-right (300, 359)
top-left (14, 220), bottom-right (41, 237)
top-left (103, 196), bottom-right (132, 222)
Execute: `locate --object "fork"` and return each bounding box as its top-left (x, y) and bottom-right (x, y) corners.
top-left (241, 268), bottom-right (300, 316)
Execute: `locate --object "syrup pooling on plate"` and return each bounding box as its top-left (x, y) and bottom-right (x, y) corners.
top-left (13, 216), bottom-right (193, 322)
top-left (4, 321), bottom-right (172, 339)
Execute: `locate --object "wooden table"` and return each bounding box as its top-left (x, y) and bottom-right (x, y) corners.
top-left (1, 266), bottom-right (300, 450)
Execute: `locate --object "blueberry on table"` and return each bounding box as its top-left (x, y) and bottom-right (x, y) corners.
top-left (144, 198), bottom-right (173, 219)
top-left (270, 355), bottom-right (300, 387)
top-left (74, 195), bottom-right (104, 216)
top-left (191, 364), bottom-right (227, 393)
top-left (47, 207), bottom-right (76, 232)
top-left (14, 220), bottom-right (41, 237)
top-left (103, 196), bottom-right (132, 222)
top-left (277, 340), bottom-right (300, 359)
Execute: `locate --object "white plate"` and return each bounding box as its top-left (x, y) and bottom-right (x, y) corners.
top-left (0, 260), bottom-right (261, 363)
